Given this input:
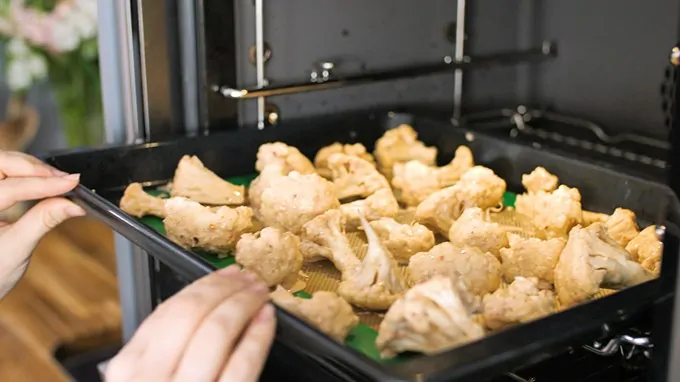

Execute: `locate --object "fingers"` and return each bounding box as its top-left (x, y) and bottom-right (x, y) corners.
top-left (115, 266), bottom-right (261, 378)
top-left (0, 150), bottom-right (66, 179)
top-left (4, 198), bottom-right (85, 265)
top-left (218, 305), bottom-right (276, 382)
top-left (0, 174), bottom-right (80, 210)
top-left (172, 282), bottom-right (270, 381)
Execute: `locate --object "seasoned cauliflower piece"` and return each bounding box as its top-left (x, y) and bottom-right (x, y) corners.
top-left (626, 225), bottom-right (663, 275)
top-left (340, 188), bottom-right (399, 231)
top-left (376, 276), bottom-right (485, 358)
top-left (368, 218), bottom-right (435, 264)
top-left (374, 124), bottom-right (437, 179)
top-left (170, 155), bottom-right (245, 205)
top-left (605, 208), bottom-right (639, 248)
top-left (515, 185), bottom-right (583, 238)
top-left (259, 172), bottom-right (340, 234)
top-left (408, 242), bottom-right (501, 297)
top-left (235, 227), bottom-right (302, 287)
top-left (391, 146), bottom-right (474, 207)
top-left (314, 142), bottom-right (375, 178)
top-left (554, 223), bottom-right (654, 307)
top-left (163, 197), bottom-right (253, 257)
top-left (255, 142), bottom-right (316, 174)
top-left (270, 286), bottom-right (359, 342)
top-left (299, 209), bottom-right (360, 270)
top-left (521, 166), bottom-right (558, 193)
top-left (337, 215), bottom-right (408, 310)
top-left (415, 166), bottom-right (506, 235)
top-left (448, 207), bottom-right (508, 258)
top-left (500, 233), bottom-right (566, 289)
top-left (582, 210), bottom-right (609, 226)
top-left (327, 153), bottom-right (390, 200)
top-left (119, 183), bottom-right (166, 218)
top-left (247, 164), bottom-right (286, 219)
top-left (482, 277), bottom-right (556, 330)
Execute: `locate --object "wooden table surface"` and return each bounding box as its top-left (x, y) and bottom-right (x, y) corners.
top-left (0, 217), bottom-right (120, 382)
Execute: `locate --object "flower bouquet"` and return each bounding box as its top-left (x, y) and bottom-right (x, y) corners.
top-left (0, 0), bottom-right (101, 148)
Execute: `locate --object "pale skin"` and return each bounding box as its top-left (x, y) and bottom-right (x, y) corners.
top-left (0, 150), bottom-right (276, 382)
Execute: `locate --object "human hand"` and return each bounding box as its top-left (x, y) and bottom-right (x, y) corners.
top-left (0, 150), bottom-right (85, 298)
top-left (106, 265), bottom-right (277, 382)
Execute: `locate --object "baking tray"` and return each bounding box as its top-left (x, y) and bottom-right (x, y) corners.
top-left (45, 109), bottom-right (677, 382)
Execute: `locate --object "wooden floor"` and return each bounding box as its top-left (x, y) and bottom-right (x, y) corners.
top-left (0, 217), bottom-right (120, 382)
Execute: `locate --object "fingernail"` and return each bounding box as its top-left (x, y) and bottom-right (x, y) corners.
top-left (256, 304), bottom-right (274, 322)
top-left (217, 265), bottom-right (240, 276)
top-left (66, 205), bottom-right (86, 217)
top-left (50, 168), bottom-right (69, 177)
top-left (63, 173), bottom-right (80, 181)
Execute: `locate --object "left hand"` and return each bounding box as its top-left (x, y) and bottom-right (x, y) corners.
top-left (0, 150), bottom-right (85, 298)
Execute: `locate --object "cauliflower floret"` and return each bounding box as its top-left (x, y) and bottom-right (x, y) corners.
top-left (515, 185), bottom-right (583, 238)
top-left (521, 166), bottom-right (558, 193)
top-left (247, 164), bottom-right (286, 220)
top-left (314, 142), bottom-right (375, 178)
top-left (482, 277), bottom-right (556, 330)
top-left (554, 223), bottom-right (654, 307)
top-left (119, 183), bottom-right (166, 218)
top-left (328, 153), bottom-right (390, 200)
top-left (436, 145), bottom-right (475, 186)
top-left (255, 142), bottom-right (316, 174)
top-left (605, 208), bottom-right (639, 248)
top-left (368, 217), bottom-right (435, 264)
top-left (235, 227), bottom-right (302, 287)
top-left (340, 189), bottom-right (399, 231)
top-left (337, 214), bottom-right (408, 310)
top-left (500, 233), bottom-right (566, 289)
top-left (374, 124), bottom-right (437, 179)
top-left (448, 207), bottom-right (508, 258)
top-left (376, 276), bottom-right (485, 358)
top-left (170, 155), bottom-right (245, 205)
top-left (270, 286), bottom-right (359, 342)
top-left (259, 172), bottom-right (340, 234)
top-left (299, 209), bottom-right (360, 270)
top-left (626, 225), bottom-right (663, 275)
top-left (408, 242), bottom-right (501, 297)
top-left (415, 166), bottom-right (506, 235)
top-left (163, 197), bottom-right (253, 257)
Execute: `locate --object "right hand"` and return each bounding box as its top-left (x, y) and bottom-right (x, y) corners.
top-left (105, 265), bottom-right (276, 382)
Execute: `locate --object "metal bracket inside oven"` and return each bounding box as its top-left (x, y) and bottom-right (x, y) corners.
top-left (582, 331), bottom-right (654, 360)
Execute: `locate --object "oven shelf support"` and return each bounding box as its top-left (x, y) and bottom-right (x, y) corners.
top-left (212, 42), bottom-right (556, 100)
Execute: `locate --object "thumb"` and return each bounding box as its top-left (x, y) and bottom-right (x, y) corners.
top-left (6, 198), bottom-right (86, 261)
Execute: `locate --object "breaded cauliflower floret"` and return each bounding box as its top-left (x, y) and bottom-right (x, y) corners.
top-left (408, 242), bottom-right (501, 297)
top-left (119, 183), bottom-right (166, 218)
top-left (259, 172), bottom-right (340, 234)
top-left (482, 277), bottom-right (556, 330)
top-left (235, 227), bottom-right (302, 287)
top-left (340, 188), bottom-right (399, 231)
top-left (515, 185), bottom-right (583, 238)
top-left (314, 142), bottom-right (375, 178)
top-left (163, 197), bottom-right (253, 257)
top-left (500, 233), bottom-right (566, 289)
top-left (605, 208), bottom-right (639, 248)
top-left (255, 142), bottom-right (316, 174)
top-left (448, 207), bottom-right (508, 258)
top-left (247, 164), bottom-right (286, 219)
top-left (626, 225), bottom-right (663, 275)
top-left (170, 155), bottom-right (246, 205)
top-left (376, 276), bottom-right (485, 358)
top-left (328, 153), bottom-right (390, 200)
top-left (415, 166), bottom-right (506, 235)
top-left (299, 209), bottom-right (360, 270)
top-left (521, 166), bottom-right (558, 193)
top-left (337, 214), bottom-right (408, 310)
top-left (270, 286), bottom-right (359, 342)
top-left (369, 218), bottom-right (435, 264)
top-left (374, 124), bottom-right (437, 179)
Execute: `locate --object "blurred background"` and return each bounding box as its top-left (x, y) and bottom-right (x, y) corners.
top-left (0, 1), bottom-right (119, 381)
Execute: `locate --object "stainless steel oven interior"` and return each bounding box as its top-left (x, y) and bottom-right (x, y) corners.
top-left (97, 0), bottom-right (680, 380)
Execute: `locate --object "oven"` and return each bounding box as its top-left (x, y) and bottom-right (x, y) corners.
top-left (49, 0), bottom-right (680, 380)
